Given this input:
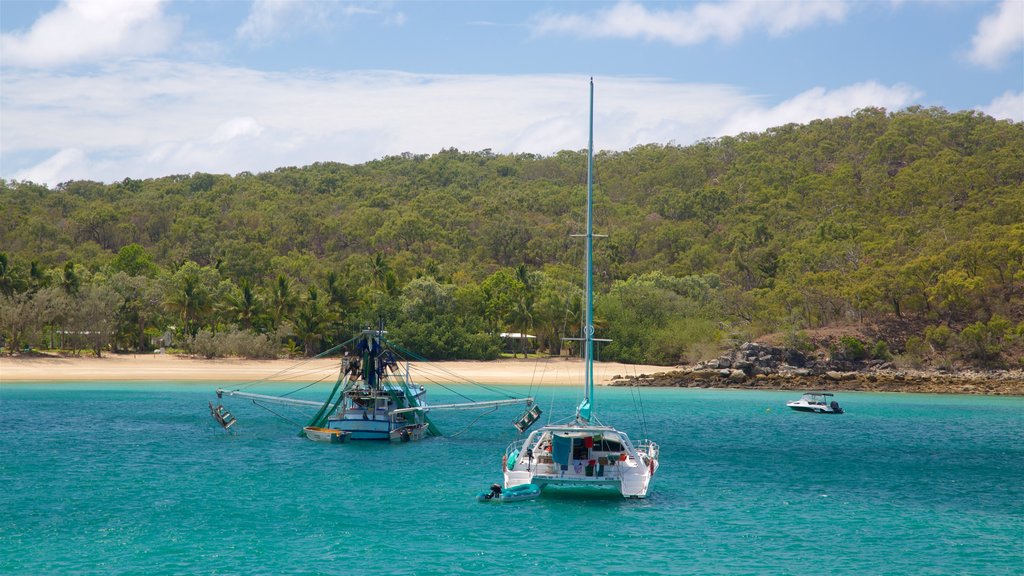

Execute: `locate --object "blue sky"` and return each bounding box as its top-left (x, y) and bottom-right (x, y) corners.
top-left (1, 0), bottom-right (1022, 186)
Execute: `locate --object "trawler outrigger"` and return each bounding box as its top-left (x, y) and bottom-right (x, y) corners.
top-left (213, 326), bottom-right (534, 442)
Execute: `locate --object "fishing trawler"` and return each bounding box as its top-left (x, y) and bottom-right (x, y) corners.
top-left (500, 80), bottom-right (660, 498)
top-left (214, 326), bottom-right (533, 442)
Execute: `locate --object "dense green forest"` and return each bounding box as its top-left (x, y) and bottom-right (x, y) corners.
top-left (2, 106), bottom-right (1022, 367)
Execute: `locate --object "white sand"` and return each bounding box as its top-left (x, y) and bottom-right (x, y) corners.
top-left (0, 354), bottom-right (673, 386)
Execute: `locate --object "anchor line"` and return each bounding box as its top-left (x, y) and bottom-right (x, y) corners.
top-left (446, 407), bottom-right (498, 438)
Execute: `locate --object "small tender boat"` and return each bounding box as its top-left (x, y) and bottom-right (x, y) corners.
top-left (787, 392), bottom-right (844, 414)
top-left (303, 426), bottom-right (351, 443)
top-left (477, 483), bottom-right (541, 503)
top-left (389, 424), bottom-right (427, 443)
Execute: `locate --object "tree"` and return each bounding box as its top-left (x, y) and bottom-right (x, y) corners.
top-left (65, 284), bottom-right (120, 357)
top-left (110, 243), bottom-right (158, 277)
top-left (164, 261), bottom-right (218, 339)
top-left (224, 278), bottom-right (264, 331)
top-left (268, 274), bottom-right (298, 331)
top-left (0, 253), bottom-right (25, 297)
top-left (290, 286), bottom-right (333, 356)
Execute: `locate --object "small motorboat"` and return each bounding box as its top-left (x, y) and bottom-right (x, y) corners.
top-left (389, 424), bottom-right (427, 443)
top-left (476, 483), bottom-right (541, 503)
top-left (303, 426), bottom-right (351, 443)
top-left (787, 392), bottom-right (844, 414)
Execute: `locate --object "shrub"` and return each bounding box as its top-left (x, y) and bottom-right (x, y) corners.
top-left (189, 327), bottom-right (280, 359)
top-left (784, 330), bottom-right (815, 353)
top-left (837, 335), bottom-right (868, 361)
top-left (870, 340), bottom-right (892, 361)
top-left (924, 324), bottom-right (953, 353)
top-left (900, 336), bottom-right (926, 368)
top-left (957, 315), bottom-right (1011, 365)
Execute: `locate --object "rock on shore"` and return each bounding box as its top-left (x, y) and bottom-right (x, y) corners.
top-left (608, 342), bottom-right (1024, 396)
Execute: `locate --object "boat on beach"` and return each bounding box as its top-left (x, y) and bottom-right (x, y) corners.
top-left (787, 392), bottom-right (844, 414)
top-left (213, 325), bottom-right (534, 442)
top-left (499, 80), bottom-right (660, 499)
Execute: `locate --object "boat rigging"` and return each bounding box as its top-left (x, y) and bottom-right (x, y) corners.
top-left (212, 325), bottom-right (534, 442)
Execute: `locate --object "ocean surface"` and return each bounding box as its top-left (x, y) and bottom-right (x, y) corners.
top-left (1, 381), bottom-right (1021, 575)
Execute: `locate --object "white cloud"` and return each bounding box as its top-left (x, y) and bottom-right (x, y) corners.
top-left (968, 0), bottom-right (1024, 68)
top-left (0, 0), bottom-right (181, 68)
top-left (12, 148), bottom-right (88, 185)
top-left (718, 82), bottom-right (923, 136)
top-left (533, 0), bottom-right (849, 45)
top-left (977, 90), bottom-right (1024, 121)
top-left (237, 0), bottom-right (390, 43)
top-left (1, 62), bottom-right (925, 185)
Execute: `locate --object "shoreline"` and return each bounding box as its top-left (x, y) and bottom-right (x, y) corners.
top-left (609, 367), bottom-right (1024, 396)
top-left (1, 353), bottom-right (1021, 395)
top-left (0, 353), bottom-right (666, 386)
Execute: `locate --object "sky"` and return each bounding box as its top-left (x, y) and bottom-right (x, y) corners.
top-left (1, 0), bottom-right (1022, 186)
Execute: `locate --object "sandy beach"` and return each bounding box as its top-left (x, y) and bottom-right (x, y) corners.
top-left (0, 353), bottom-right (672, 386)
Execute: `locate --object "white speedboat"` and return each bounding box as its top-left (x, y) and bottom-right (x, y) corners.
top-left (787, 392), bottom-right (844, 414)
top-left (500, 80), bottom-right (659, 499)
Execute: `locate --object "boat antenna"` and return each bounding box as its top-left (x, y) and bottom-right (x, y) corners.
top-left (576, 77), bottom-right (596, 424)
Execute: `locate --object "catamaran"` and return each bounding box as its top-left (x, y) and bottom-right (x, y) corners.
top-left (214, 325), bottom-right (534, 442)
top-left (500, 80), bottom-right (660, 498)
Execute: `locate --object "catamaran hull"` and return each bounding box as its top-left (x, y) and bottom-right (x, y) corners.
top-left (503, 426), bottom-right (659, 498)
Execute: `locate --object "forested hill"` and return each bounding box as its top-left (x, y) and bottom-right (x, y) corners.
top-left (2, 106), bottom-right (1022, 367)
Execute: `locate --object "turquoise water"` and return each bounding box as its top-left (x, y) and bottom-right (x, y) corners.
top-left (1, 383), bottom-right (1021, 575)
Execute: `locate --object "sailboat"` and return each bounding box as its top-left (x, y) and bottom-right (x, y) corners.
top-left (501, 80), bottom-right (660, 498)
top-left (214, 325), bottom-right (533, 442)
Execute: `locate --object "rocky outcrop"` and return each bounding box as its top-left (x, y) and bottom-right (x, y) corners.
top-left (608, 342), bottom-right (1024, 395)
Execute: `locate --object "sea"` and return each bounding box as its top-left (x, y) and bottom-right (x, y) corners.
top-left (1, 382), bottom-right (1021, 575)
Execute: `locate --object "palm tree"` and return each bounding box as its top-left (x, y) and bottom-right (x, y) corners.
top-left (59, 262), bottom-right (80, 296)
top-left (291, 286), bottom-right (334, 356)
top-left (0, 253), bottom-right (24, 297)
top-left (225, 278), bottom-right (263, 331)
top-left (268, 274), bottom-right (298, 330)
top-left (165, 273), bottom-right (210, 338)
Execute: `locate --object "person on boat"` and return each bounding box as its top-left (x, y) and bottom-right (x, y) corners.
top-left (347, 357), bottom-right (361, 378)
top-left (484, 484), bottom-right (502, 500)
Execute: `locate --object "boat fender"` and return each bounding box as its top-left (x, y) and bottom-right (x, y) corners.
top-left (506, 449), bottom-right (519, 471)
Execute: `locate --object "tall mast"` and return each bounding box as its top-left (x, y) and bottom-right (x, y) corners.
top-left (578, 78), bottom-right (595, 423)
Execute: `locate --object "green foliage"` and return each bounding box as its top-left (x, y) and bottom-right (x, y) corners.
top-left (189, 327), bottom-right (281, 359)
top-left (0, 107), bottom-right (1021, 365)
top-left (925, 324), bottom-right (954, 353)
top-left (836, 336), bottom-right (868, 361)
top-left (870, 340), bottom-right (892, 361)
top-left (957, 315), bottom-right (1012, 365)
top-left (784, 330), bottom-right (815, 354)
top-left (109, 244), bottom-right (158, 278)
top-left (901, 335), bottom-right (927, 368)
